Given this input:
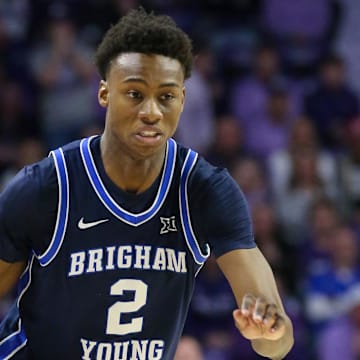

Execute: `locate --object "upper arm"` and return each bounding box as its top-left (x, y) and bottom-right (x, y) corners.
top-left (216, 247), bottom-right (285, 312)
top-left (0, 259), bottom-right (26, 298)
top-left (190, 166), bottom-right (256, 257)
top-left (0, 168), bottom-right (35, 262)
top-left (0, 159), bottom-right (57, 262)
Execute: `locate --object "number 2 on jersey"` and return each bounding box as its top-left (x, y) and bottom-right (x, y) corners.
top-left (106, 279), bottom-right (148, 335)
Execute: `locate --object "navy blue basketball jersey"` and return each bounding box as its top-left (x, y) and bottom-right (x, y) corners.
top-left (0, 136), bottom-right (255, 359)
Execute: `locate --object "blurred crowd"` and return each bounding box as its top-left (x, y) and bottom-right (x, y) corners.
top-left (1, 0), bottom-right (360, 359)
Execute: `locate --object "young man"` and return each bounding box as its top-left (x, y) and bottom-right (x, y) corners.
top-left (0, 8), bottom-right (293, 360)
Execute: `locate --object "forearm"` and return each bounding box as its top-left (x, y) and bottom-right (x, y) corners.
top-left (251, 316), bottom-right (294, 360)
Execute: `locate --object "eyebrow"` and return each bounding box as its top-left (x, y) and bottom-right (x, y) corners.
top-left (122, 77), bottom-right (181, 88)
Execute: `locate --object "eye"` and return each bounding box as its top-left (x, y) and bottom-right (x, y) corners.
top-left (160, 93), bottom-right (175, 101)
top-left (127, 90), bottom-right (143, 100)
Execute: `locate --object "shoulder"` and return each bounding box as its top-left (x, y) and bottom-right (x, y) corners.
top-left (176, 143), bottom-right (255, 256)
top-left (58, 138), bottom-right (84, 158)
top-left (49, 138), bottom-right (90, 177)
top-left (1, 156), bottom-right (56, 205)
top-left (0, 137), bottom-right (85, 217)
top-left (0, 156), bottom-right (58, 257)
top-left (194, 155), bottom-right (238, 199)
top-left (176, 143), bottom-right (241, 200)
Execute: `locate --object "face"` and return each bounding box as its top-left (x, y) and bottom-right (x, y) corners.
top-left (331, 228), bottom-right (359, 266)
top-left (232, 158), bottom-right (264, 192)
top-left (255, 48), bottom-right (279, 80)
top-left (174, 337), bottom-right (203, 360)
top-left (268, 93), bottom-right (289, 120)
top-left (321, 62), bottom-right (344, 88)
top-left (98, 53), bottom-right (185, 159)
top-left (312, 205), bottom-right (338, 233)
top-left (215, 116), bottom-right (242, 153)
top-left (291, 118), bottom-right (316, 147)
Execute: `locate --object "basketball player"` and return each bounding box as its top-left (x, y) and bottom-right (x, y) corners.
top-left (0, 8), bottom-right (293, 360)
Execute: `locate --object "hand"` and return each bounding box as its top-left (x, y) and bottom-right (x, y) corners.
top-left (233, 294), bottom-right (286, 341)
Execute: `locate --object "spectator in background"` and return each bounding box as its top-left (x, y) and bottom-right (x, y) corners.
top-left (335, 0), bottom-right (360, 97)
top-left (305, 53), bottom-right (359, 149)
top-left (73, 0), bottom-right (142, 43)
top-left (244, 86), bottom-right (297, 159)
top-left (250, 203), bottom-right (293, 282)
top-left (260, 0), bottom-right (341, 76)
top-left (230, 42), bottom-right (304, 129)
top-left (0, 79), bottom-right (38, 171)
top-left (174, 336), bottom-right (204, 360)
top-left (274, 147), bottom-right (336, 245)
top-left (230, 45), bottom-right (282, 124)
top-left (299, 197), bottom-right (343, 273)
top-left (268, 116), bottom-right (338, 201)
top-left (28, 2), bottom-right (98, 149)
top-left (152, 0), bottom-right (196, 36)
top-left (194, 0), bottom-right (262, 84)
top-left (338, 117), bottom-right (360, 216)
top-left (231, 157), bottom-right (270, 209)
top-left (304, 225), bottom-right (360, 350)
top-left (175, 44), bottom-right (216, 155)
top-left (205, 115), bottom-right (246, 170)
top-left (0, 80), bottom-right (38, 140)
top-left (317, 285), bottom-right (360, 360)
top-left (0, 0), bottom-right (30, 80)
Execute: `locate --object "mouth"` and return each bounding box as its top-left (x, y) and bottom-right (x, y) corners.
top-left (134, 131), bottom-right (163, 145)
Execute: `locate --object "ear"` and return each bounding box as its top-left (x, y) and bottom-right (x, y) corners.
top-left (180, 86), bottom-right (186, 112)
top-left (98, 80), bottom-right (109, 108)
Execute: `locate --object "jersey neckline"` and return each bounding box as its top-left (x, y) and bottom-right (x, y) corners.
top-left (80, 136), bottom-right (177, 227)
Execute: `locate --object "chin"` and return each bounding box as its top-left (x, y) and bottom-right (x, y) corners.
top-left (132, 143), bottom-right (165, 160)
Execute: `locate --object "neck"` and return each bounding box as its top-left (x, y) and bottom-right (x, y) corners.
top-left (100, 134), bottom-right (166, 194)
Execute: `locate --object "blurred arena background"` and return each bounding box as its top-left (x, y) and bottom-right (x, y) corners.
top-left (1, 1), bottom-right (360, 359)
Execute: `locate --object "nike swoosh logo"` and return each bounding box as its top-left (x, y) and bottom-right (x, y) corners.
top-left (78, 217), bottom-right (109, 230)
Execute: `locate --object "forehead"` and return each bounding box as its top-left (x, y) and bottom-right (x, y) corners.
top-left (108, 53), bottom-right (184, 83)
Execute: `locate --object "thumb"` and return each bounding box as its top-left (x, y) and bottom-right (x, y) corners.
top-left (233, 309), bottom-right (249, 330)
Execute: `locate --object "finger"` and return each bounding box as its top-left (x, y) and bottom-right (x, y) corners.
top-left (233, 309), bottom-right (249, 330)
top-left (253, 297), bottom-right (267, 323)
top-left (262, 304), bottom-right (278, 329)
top-left (270, 314), bottom-right (286, 334)
top-left (241, 294), bottom-right (256, 316)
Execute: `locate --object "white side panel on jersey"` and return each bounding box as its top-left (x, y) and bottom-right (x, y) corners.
top-left (179, 149), bottom-right (210, 265)
top-left (37, 148), bottom-right (69, 266)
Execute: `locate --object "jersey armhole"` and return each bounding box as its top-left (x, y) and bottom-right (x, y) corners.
top-left (179, 149), bottom-right (210, 265)
top-left (37, 148), bottom-right (69, 266)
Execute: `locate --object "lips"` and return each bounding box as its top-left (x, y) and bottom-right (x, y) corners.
top-left (135, 126), bottom-right (163, 137)
top-left (134, 127), bottom-right (163, 145)
top-left (139, 130), bottom-right (160, 137)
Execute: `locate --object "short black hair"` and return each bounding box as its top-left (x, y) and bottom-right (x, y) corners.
top-left (95, 7), bottom-right (193, 80)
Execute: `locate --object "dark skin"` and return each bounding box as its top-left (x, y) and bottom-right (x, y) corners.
top-left (99, 53), bottom-right (293, 358)
top-left (0, 52), bottom-right (293, 359)
top-left (98, 53), bottom-right (185, 193)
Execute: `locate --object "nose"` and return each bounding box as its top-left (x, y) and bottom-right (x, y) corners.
top-left (138, 98), bottom-right (163, 123)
